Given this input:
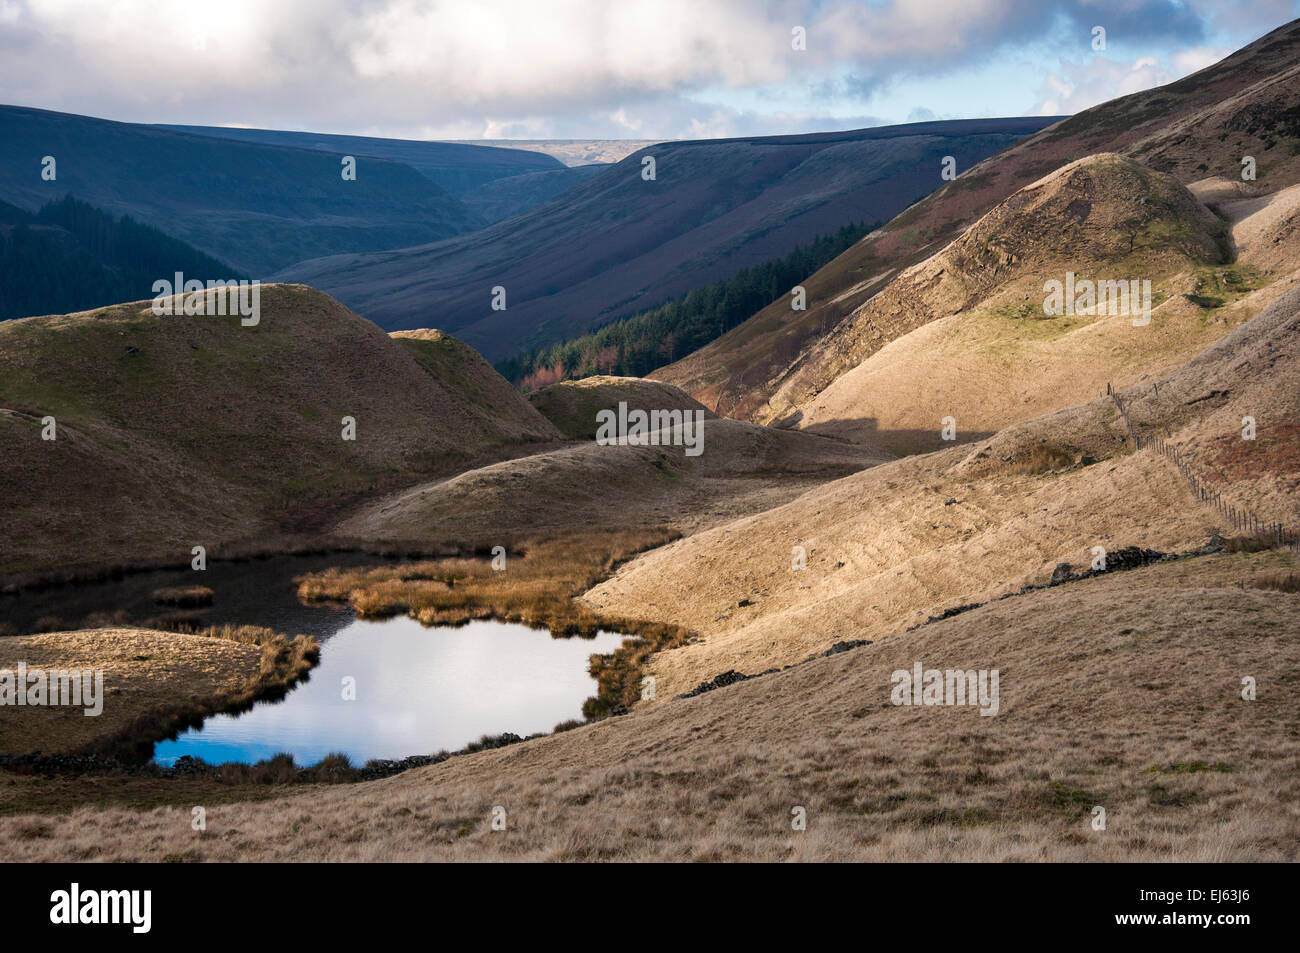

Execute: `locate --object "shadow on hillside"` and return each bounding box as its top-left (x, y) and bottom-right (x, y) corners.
top-left (775, 413), bottom-right (997, 457)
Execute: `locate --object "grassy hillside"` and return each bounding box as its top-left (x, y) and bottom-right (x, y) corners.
top-left (527, 376), bottom-right (714, 439)
top-left (653, 19), bottom-right (1300, 420)
top-left (587, 285), bottom-right (1300, 699)
top-left (780, 154), bottom-right (1249, 452)
top-left (0, 285), bottom-right (558, 578)
top-left (0, 105), bottom-right (479, 273)
top-left (791, 176), bottom-right (1300, 455)
top-left (335, 417), bottom-right (886, 545)
top-left (278, 118), bottom-right (1057, 360)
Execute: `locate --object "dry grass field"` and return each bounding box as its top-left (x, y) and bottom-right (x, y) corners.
top-left (1, 550), bottom-right (1294, 861)
top-left (585, 285), bottom-right (1300, 699)
top-left (335, 416), bottom-right (888, 543)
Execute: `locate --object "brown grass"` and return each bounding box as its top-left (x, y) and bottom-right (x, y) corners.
top-left (151, 585), bottom-right (214, 607)
top-left (1006, 444), bottom-right (1080, 476)
top-left (1246, 571), bottom-right (1300, 593)
top-left (296, 529), bottom-right (690, 718)
top-left (1224, 535), bottom-right (1279, 553)
top-left (0, 625), bottom-right (318, 759)
top-left (2, 551), bottom-right (1294, 861)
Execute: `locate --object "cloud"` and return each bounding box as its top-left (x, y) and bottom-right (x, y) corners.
top-left (1029, 38), bottom-right (1239, 116)
top-left (0, 0), bottom-right (1282, 138)
top-left (1032, 56), bottom-right (1170, 115)
top-left (1172, 45), bottom-right (1232, 74)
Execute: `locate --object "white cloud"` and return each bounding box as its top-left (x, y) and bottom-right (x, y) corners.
top-left (0, 0), bottom-right (1271, 138)
top-left (1173, 45), bottom-right (1231, 74)
top-left (1030, 47), bottom-right (1227, 116)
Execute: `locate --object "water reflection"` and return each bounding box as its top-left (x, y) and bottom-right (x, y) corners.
top-left (153, 616), bottom-right (627, 766)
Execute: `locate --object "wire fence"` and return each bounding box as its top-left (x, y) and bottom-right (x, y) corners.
top-left (1107, 385), bottom-right (1298, 551)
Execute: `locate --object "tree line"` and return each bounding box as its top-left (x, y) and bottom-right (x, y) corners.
top-left (496, 220), bottom-right (875, 390)
top-left (0, 194), bottom-right (236, 320)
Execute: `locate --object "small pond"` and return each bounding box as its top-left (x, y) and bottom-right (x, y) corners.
top-left (154, 616), bottom-right (626, 767)
top-left (1, 553), bottom-right (627, 767)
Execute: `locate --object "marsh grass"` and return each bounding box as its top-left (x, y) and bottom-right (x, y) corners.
top-left (150, 585), bottom-right (214, 607)
top-left (1225, 535), bottom-right (1278, 553)
top-left (296, 528), bottom-right (692, 718)
top-left (1004, 444), bottom-right (1079, 476)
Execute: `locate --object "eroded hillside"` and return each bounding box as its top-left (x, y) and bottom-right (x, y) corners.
top-left (586, 287), bottom-right (1300, 700)
top-left (654, 19), bottom-right (1300, 422)
top-left (784, 155), bottom-right (1284, 452)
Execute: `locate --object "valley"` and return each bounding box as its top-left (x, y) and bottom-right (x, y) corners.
top-left (0, 12), bottom-right (1297, 872)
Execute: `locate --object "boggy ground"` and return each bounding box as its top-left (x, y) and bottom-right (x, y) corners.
top-left (0, 550), bottom-right (1294, 861)
top-left (295, 528), bottom-right (689, 717)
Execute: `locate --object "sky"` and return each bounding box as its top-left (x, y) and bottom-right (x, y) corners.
top-left (0, 0), bottom-right (1297, 141)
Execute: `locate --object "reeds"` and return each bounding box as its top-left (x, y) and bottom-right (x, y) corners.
top-left (296, 528), bottom-right (692, 718)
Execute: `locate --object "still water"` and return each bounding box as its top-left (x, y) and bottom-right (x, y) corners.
top-left (1, 554), bottom-right (628, 768)
top-left (153, 615), bottom-right (626, 767)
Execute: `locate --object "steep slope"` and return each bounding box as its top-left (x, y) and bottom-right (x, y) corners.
top-left (783, 154), bottom-right (1241, 452)
top-left (0, 285), bottom-right (558, 577)
top-left (277, 118), bottom-right (1058, 360)
top-left (0, 105), bottom-right (479, 273)
top-left (160, 124), bottom-right (561, 195)
top-left (1218, 181), bottom-right (1300, 272)
top-left (527, 375), bottom-right (714, 439)
top-left (654, 19), bottom-right (1300, 420)
top-left (586, 286), bottom-right (1300, 700)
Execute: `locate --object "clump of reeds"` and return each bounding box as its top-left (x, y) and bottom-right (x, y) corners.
top-left (151, 585), bottom-right (215, 607)
top-left (1005, 444), bottom-right (1078, 476)
top-left (1245, 572), bottom-right (1300, 593)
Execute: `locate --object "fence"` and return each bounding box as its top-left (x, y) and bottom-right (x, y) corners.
top-left (1108, 387), bottom-right (1298, 551)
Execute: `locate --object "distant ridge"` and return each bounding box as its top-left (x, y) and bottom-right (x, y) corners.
top-left (159, 124), bottom-right (562, 195)
top-left (278, 116), bottom-right (1059, 360)
top-left (0, 105), bottom-right (488, 273)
